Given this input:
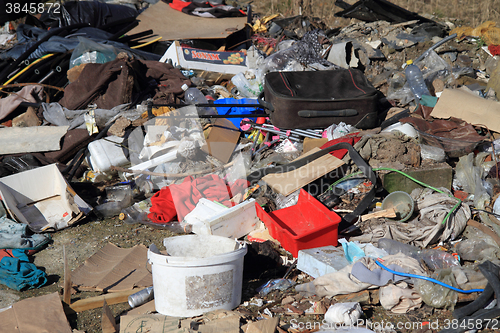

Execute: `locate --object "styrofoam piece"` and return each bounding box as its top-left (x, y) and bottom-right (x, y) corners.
top-left (185, 199), bottom-right (260, 239)
top-left (124, 150), bottom-right (177, 178)
top-left (147, 235), bottom-right (247, 317)
top-left (381, 122), bottom-right (418, 138)
top-left (297, 245), bottom-right (350, 278)
top-left (88, 136), bottom-right (129, 173)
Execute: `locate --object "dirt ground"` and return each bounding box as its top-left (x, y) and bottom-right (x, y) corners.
top-left (0, 215), bottom-right (174, 332)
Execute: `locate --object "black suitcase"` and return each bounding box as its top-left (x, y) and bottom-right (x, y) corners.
top-left (258, 68), bottom-right (381, 129)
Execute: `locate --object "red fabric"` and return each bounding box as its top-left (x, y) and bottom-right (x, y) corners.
top-left (489, 45), bottom-right (500, 56)
top-left (169, 0), bottom-right (191, 11)
top-left (320, 133), bottom-right (362, 159)
top-left (0, 249), bottom-right (14, 261)
top-left (0, 249), bottom-right (35, 260)
top-left (148, 174), bottom-right (249, 223)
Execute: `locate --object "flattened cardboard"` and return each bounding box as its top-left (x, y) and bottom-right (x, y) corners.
top-left (124, 300), bottom-right (155, 316)
top-left (262, 148), bottom-right (345, 196)
top-left (0, 164), bottom-right (92, 232)
top-left (128, 1), bottom-right (246, 41)
top-left (71, 243), bottom-right (152, 292)
top-left (432, 88), bottom-right (500, 133)
top-left (0, 125), bottom-right (68, 154)
top-left (0, 292), bottom-right (72, 333)
top-left (198, 315), bottom-right (240, 333)
top-left (243, 317), bottom-right (279, 333)
top-left (303, 137), bottom-right (328, 153)
top-left (119, 315), bottom-right (187, 333)
top-left (201, 118), bottom-right (240, 163)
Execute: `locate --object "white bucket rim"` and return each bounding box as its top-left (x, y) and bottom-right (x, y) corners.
top-left (148, 236), bottom-right (247, 267)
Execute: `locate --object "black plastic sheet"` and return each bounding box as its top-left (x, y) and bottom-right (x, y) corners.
top-left (335, 0), bottom-right (434, 23)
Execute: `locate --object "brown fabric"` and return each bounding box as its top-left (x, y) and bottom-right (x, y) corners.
top-left (139, 60), bottom-right (191, 104)
top-left (44, 128), bottom-right (92, 163)
top-left (59, 58), bottom-right (138, 110)
top-left (400, 116), bottom-right (485, 142)
top-left (59, 58), bottom-right (191, 111)
top-left (414, 103), bottom-right (434, 119)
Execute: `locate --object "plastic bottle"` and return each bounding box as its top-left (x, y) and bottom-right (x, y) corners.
top-left (378, 238), bottom-right (420, 256)
top-left (181, 84), bottom-right (216, 115)
top-left (405, 60), bottom-right (431, 100)
top-left (119, 206), bottom-right (149, 224)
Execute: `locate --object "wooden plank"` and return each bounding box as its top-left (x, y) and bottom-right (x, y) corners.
top-left (391, 20), bottom-right (419, 28)
top-left (262, 152), bottom-right (344, 196)
top-left (68, 288), bottom-right (145, 313)
top-left (63, 245), bottom-right (71, 305)
top-left (360, 208), bottom-right (397, 221)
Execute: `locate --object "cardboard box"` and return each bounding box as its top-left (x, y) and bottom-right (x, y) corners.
top-left (0, 164), bottom-right (92, 232)
top-left (160, 41), bottom-right (248, 75)
top-left (201, 118), bottom-right (241, 163)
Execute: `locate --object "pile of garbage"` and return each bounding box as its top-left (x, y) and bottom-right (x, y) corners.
top-left (2, 0), bottom-right (500, 332)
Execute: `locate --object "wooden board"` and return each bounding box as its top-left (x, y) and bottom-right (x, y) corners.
top-left (68, 289), bottom-right (144, 313)
top-left (262, 149), bottom-right (344, 196)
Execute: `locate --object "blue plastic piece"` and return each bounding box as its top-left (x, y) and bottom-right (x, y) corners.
top-left (375, 260), bottom-right (484, 294)
top-left (213, 98), bottom-right (261, 129)
top-left (339, 239), bottom-right (366, 263)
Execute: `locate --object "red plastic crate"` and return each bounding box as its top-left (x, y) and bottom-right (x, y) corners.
top-left (255, 189), bottom-right (341, 257)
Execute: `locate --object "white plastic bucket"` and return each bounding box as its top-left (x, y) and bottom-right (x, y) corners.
top-left (147, 235), bottom-right (247, 317)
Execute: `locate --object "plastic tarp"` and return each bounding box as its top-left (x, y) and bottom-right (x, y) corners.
top-left (40, 1), bottom-right (138, 30)
top-left (335, 0), bottom-right (434, 23)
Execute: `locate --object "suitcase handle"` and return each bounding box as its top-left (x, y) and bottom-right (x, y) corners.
top-left (298, 109), bottom-right (358, 117)
top-left (258, 91), bottom-right (274, 112)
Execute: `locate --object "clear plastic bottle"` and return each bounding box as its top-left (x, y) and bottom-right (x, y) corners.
top-left (119, 206), bottom-right (149, 224)
top-left (405, 60), bottom-right (431, 100)
top-left (181, 84), bottom-right (216, 115)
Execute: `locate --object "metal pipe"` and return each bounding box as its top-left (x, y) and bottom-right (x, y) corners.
top-left (260, 124), bottom-right (321, 139)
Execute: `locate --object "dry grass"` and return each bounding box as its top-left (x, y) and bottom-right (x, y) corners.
top-left (250, 0), bottom-right (500, 29)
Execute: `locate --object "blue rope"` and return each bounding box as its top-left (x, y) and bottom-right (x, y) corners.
top-left (375, 260), bottom-right (484, 294)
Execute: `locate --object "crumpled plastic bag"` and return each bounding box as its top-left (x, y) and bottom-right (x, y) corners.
top-left (324, 302), bottom-right (362, 326)
top-left (415, 266), bottom-right (487, 310)
top-left (260, 30), bottom-right (337, 74)
top-left (42, 102), bottom-right (129, 130)
top-left (456, 225), bottom-right (500, 263)
top-left (70, 36), bottom-right (117, 68)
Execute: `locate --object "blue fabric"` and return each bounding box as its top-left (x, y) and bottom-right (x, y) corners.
top-left (0, 254), bottom-right (47, 291)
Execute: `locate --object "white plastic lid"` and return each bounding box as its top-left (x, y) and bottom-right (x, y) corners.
top-left (181, 83), bottom-right (189, 91)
